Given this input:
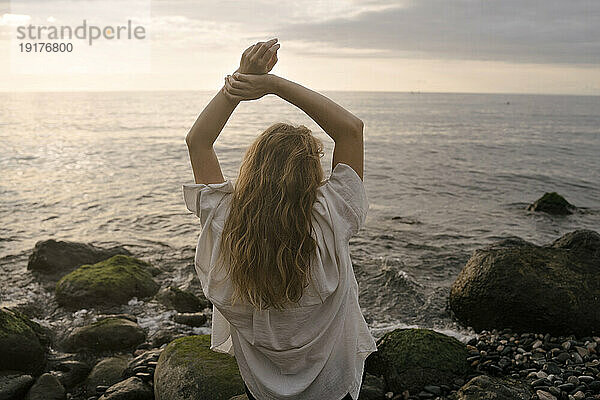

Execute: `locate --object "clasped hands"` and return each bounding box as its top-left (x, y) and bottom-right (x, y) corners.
top-left (222, 38), bottom-right (280, 103)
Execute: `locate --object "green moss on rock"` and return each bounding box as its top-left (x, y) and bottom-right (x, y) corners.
top-left (0, 308), bottom-right (48, 374)
top-left (55, 255), bottom-right (160, 310)
top-left (61, 317), bottom-right (146, 352)
top-left (365, 328), bottom-right (470, 395)
top-left (154, 335), bottom-right (244, 400)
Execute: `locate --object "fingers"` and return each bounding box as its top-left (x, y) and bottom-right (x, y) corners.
top-left (232, 72), bottom-right (252, 82)
top-left (255, 38), bottom-right (278, 59)
top-left (224, 76), bottom-right (246, 96)
top-left (265, 50), bottom-right (278, 70)
top-left (221, 85), bottom-right (243, 103)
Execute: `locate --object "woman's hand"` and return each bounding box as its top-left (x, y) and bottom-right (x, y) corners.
top-left (222, 72), bottom-right (277, 103)
top-left (238, 38), bottom-right (280, 74)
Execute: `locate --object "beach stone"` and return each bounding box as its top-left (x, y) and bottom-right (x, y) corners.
top-left (364, 328), bottom-right (470, 394)
top-left (449, 230), bottom-right (600, 336)
top-left (55, 255), bottom-right (160, 310)
top-left (150, 329), bottom-right (183, 348)
top-left (358, 373), bottom-right (386, 400)
top-left (61, 317), bottom-right (146, 352)
top-left (451, 375), bottom-right (533, 399)
top-left (122, 349), bottom-right (162, 379)
top-left (0, 307), bottom-right (50, 375)
top-left (85, 356), bottom-right (130, 395)
top-left (154, 335), bottom-right (244, 400)
top-left (98, 377), bottom-right (153, 400)
top-left (25, 373), bottom-right (65, 400)
top-left (228, 396), bottom-right (248, 400)
top-left (0, 371), bottom-right (34, 400)
top-left (155, 286), bottom-right (209, 313)
top-left (535, 389), bottom-right (557, 400)
top-left (52, 360), bottom-right (91, 389)
top-left (173, 312), bottom-right (207, 327)
top-left (527, 192), bottom-right (575, 215)
top-left (27, 239), bottom-right (131, 277)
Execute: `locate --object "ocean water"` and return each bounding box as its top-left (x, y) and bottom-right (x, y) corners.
top-left (0, 91), bottom-right (599, 340)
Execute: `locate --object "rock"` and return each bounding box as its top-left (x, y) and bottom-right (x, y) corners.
top-left (85, 356), bottom-right (130, 395)
top-left (536, 389), bottom-right (557, 400)
top-left (173, 312), bottom-right (207, 327)
top-left (61, 317), bottom-right (146, 352)
top-left (25, 373), bottom-right (65, 400)
top-left (154, 335), bottom-right (245, 400)
top-left (228, 396), bottom-right (248, 400)
top-left (150, 329), bottom-right (183, 348)
top-left (27, 239), bottom-right (131, 277)
top-left (0, 308), bottom-right (50, 375)
top-left (55, 255), bottom-right (160, 310)
top-left (0, 371), bottom-right (34, 400)
top-left (52, 360), bottom-right (91, 389)
top-left (155, 286), bottom-right (209, 313)
top-left (364, 328), bottom-right (470, 394)
top-left (451, 375), bottom-right (533, 400)
top-left (98, 377), bottom-right (153, 400)
top-left (527, 192), bottom-right (575, 215)
top-left (449, 230), bottom-right (600, 336)
top-left (122, 349), bottom-right (162, 379)
top-left (358, 373), bottom-right (386, 400)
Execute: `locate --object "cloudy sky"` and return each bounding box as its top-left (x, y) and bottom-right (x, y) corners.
top-left (0, 0), bottom-right (599, 93)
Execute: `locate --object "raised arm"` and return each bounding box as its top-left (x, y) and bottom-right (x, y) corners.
top-left (185, 39), bottom-right (280, 184)
top-left (224, 73), bottom-right (364, 179)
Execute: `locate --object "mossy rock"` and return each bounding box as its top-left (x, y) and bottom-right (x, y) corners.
top-left (450, 375), bottom-right (533, 400)
top-left (84, 356), bottom-right (130, 395)
top-left (155, 286), bottom-right (209, 313)
top-left (527, 192), bottom-right (575, 215)
top-left (449, 230), bottom-right (600, 336)
top-left (55, 255), bottom-right (160, 310)
top-left (0, 308), bottom-right (49, 375)
top-left (365, 328), bottom-right (470, 395)
top-left (61, 317), bottom-right (146, 353)
top-left (154, 335), bottom-right (244, 400)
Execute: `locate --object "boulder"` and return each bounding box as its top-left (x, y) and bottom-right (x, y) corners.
top-left (365, 328), bottom-right (470, 395)
top-left (25, 373), bottom-right (65, 400)
top-left (0, 371), bottom-right (34, 400)
top-left (450, 375), bottom-right (533, 400)
top-left (61, 317), bottom-right (146, 353)
top-left (0, 308), bottom-right (50, 375)
top-left (527, 192), bottom-right (575, 215)
top-left (55, 255), bottom-right (160, 310)
top-left (358, 373), bottom-right (386, 400)
top-left (51, 360), bottom-right (91, 389)
top-left (150, 329), bottom-right (184, 348)
top-left (98, 377), bottom-right (153, 400)
top-left (154, 335), bottom-right (245, 400)
top-left (85, 356), bottom-right (130, 395)
top-left (28, 239), bottom-right (131, 277)
top-left (173, 312), bottom-right (207, 327)
top-left (449, 230), bottom-right (600, 336)
top-left (155, 286), bottom-right (209, 312)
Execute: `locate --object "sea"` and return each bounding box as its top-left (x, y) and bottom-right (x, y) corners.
top-left (1, 91), bottom-right (599, 342)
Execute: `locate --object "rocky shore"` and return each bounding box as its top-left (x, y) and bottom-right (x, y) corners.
top-left (1, 195), bottom-right (599, 400)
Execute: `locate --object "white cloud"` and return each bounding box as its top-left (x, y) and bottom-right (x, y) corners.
top-left (0, 13), bottom-right (31, 26)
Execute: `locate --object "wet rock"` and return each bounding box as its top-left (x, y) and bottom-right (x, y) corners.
top-left (149, 329), bottom-right (182, 348)
top-left (527, 192), bottom-right (575, 215)
top-left (85, 356), bottom-right (130, 395)
top-left (52, 360), bottom-right (91, 389)
top-left (451, 375), bottom-right (533, 400)
top-left (122, 349), bottom-right (161, 379)
top-left (98, 377), bottom-right (153, 400)
top-left (0, 307), bottom-right (50, 375)
top-left (55, 255), bottom-right (160, 310)
top-left (61, 317), bottom-right (146, 352)
top-left (155, 286), bottom-right (209, 313)
top-left (154, 335), bottom-right (244, 400)
top-left (173, 312), bottom-right (207, 327)
top-left (364, 328), bottom-right (471, 394)
top-left (25, 373), bottom-right (65, 400)
top-left (358, 373), bottom-right (386, 400)
top-left (0, 371), bottom-right (34, 400)
top-left (449, 230), bottom-right (600, 336)
top-left (27, 239), bottom-right (131, 277)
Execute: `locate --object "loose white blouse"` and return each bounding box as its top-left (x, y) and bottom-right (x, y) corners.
top-left (182, 162), bottom-right (377, 400)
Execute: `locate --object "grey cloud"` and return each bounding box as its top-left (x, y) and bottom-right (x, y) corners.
top-left (277, 0), bottom-right (600, 64)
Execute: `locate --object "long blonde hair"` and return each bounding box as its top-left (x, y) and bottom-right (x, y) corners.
top-left (219, 123), bottom-right (324, 310)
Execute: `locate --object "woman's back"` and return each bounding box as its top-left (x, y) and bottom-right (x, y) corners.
top-left (183, 162), bottom-right (377, 399)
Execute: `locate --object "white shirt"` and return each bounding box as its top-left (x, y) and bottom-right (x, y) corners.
top-left (182, 162), bottom-right (377, 400)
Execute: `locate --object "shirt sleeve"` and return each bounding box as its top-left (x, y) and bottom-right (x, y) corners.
top-left (182, 180), bottom-right (234, 229)
top-left (324, 162), bottom-right (368, 238)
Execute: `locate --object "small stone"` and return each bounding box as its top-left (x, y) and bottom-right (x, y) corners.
top-left (572, 391), bottom-right (585, 400)
top-left (557, 383), bottom-right (575, 391)
top-left (536, 390), bottom-right (557, 400)
top-left (577, 375), bottom-right (594, 383)
top-left (567, 375), bottom-right (580, 385)
top-left (544, 362), bottom-right (562, 375)
top-left (537, 371), bottom-right (549, 379)
top-left (423, 385), bottom-right (441, 396)
top-left (173, 312), bottom-right (207, 327)
top-left (533, 340), bottom-right (544, 349)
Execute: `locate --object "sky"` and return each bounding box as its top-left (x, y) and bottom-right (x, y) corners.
top-left (0, 0), bottom-right (599, 94)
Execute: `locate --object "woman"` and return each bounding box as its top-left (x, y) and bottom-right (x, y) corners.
top-left (183, 39), bottom-right (377, 400)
